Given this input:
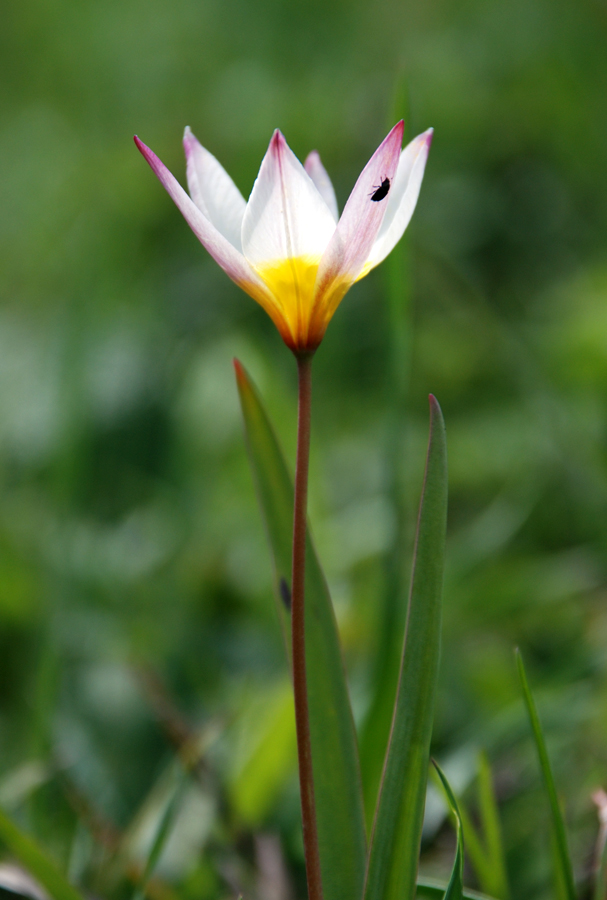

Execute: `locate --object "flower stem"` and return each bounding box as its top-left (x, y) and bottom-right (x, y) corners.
top-left (292, 352), bottom-right (323, 900)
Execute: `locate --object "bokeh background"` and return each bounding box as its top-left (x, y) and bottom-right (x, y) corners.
top-left (1, 0), bottom-right (607, 897)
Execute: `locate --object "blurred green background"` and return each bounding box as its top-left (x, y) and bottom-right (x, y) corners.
top-left (1, 0), bottom-right (607, 897)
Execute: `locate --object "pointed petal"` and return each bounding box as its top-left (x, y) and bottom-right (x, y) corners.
top-left (306, 122), bottom-right (404, 341)
top-left (241, 130), bottom-right (336, 268)
top-left (366, 129), bottom-right (433, 267)
top-left (183, 127), bottom-right (247, 251)
top-left (134, 136), bottom-right (291, 334)
top-left (304, 151), bottom-right (339, 221)
top-left (135, 135), bottom-right (255, 285)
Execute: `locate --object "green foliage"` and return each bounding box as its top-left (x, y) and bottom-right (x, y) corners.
top-left (433, 762), bottom-right (465, 900)
top-left (227, 678), bottom-right (296, 825)
top-left (0, 806), bottom-right (85, 900)
top-left (457, 753), bottom-right (509, 900)
top-left (364, 397), bottom-right (447, 900)
top-left (131, 765), bottom-right (188, 900)
top-left (516, 650), bottom-right (576, 900)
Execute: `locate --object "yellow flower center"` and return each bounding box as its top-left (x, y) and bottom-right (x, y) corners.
top-left (254, 255), bottom-right (321, 348)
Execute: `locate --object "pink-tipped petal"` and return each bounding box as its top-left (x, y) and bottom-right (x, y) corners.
top-left (304, 150), bottom-right (339, 221)
top-left (241, 130), bottom-right (337, 268)
top-left (134, 136), bottom-right (273, 302)
top-left (314, 121), bottom-right (404, 294)
top-left (183, 127), bottom-right (246, 251)
top-left (366, 128), bottom-right (433, 267)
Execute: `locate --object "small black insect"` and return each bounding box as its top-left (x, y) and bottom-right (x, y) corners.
top-left (279, 577), bottom-right (292, 611)
top-left (370, 177), bottom-right (391, 202)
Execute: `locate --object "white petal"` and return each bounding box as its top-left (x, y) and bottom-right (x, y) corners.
top-left (183, 127), bottom-right (247, 251)
top-left (313, 121), bottom-right (404, 294)
top-left (304, 151), bottom-right (339, 221)
top-left (241, 130), bottom-right (337, 268)
top-left (135, 136), bottom-right (271, 297)
top-left (366, 129), bottom-right (433, 268)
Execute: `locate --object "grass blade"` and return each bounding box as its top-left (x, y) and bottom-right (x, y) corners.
top-left (456, 753), bottom-right (509, 900)
top-left (0, 805), bottom-right (86, 900)
top-left (476, 752), bottom-right (509, 900)
top-left (456, 799), bottom-right (490, 891)
top-left (433, 761), bottom-right (464, 900)
top-left (364, 395), bottom-right (447, 900)
top-left (515, 649), bottom-right (576, 900)
top-left (234, 360), bottom-right (366, 900)
top-left (132, 766), bottom-right (187, 900)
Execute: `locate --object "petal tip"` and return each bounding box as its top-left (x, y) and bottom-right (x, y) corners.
top-left (183, 126), bottom-right (197, 153)
top-left (392, 119), bottom-right (405, 143)
top-left (134, 135), bottom-right (150, 157)
top-left (270, 129), bottom-right (285, 151)
top-left (268, 129), bottom-right (290, 164)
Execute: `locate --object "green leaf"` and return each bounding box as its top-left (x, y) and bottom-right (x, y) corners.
top-left (132, 765), bottom-right (188, 900)
top-left (234, 360), bottom-right (366, 900)
top-left (476, 752), bottom-right (509, 900)
top-left (515, 649), bottom-right (576, 900)
top-left (229, 678), bottom-right (297, 825)
top-left (364, 395), bottom-right (448, 900)
top-left (416, 878), bottom-right (498, 900)
top-left (433, 761), bottom-right (464, 900)
top-left (457, 754), bottom-right (509, 900)
top-left (0, 805), bottom-right (86, 900)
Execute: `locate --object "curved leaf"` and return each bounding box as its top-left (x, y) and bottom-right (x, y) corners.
top-left (515, 649), bottom-right (576, 900)
top-left (457, 753), bottom-right (509, 900)
top-left (364, 395), bottom-right (448, 900)
top-left (433, 761), bottom-right (464, 900)
top-left (234, 359), bottom-right (366, 900)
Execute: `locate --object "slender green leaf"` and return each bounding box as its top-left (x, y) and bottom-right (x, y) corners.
top-left (476, 752), bottom-right (509, 900)
top-left (416, 878), bottom-right (498, 900)
top-left (433, 761), bottom-right (464, 900)
top-left (456, 798), bottom-right (490, 888)
top-left (0, 805), bottom-right (86, 900)
top-left (234, 360), bottom-right (366, 900)
top-left (515, 649), bottom-right (576, 900)
top-left (132, 766), bottom-right (188, 900)
top-left (364, 396), bottom-right (447, 900)
top-left (456, 754), bottom-right (509, 900)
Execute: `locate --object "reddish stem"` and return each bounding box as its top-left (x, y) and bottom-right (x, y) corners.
top-left (292, 353), bottom-right (323, 900)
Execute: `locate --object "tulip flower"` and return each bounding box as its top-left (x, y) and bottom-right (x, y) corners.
top-left (135, 121), bottom-right (431, 900)
top-left (134, 123), bottom-right (432, 355)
